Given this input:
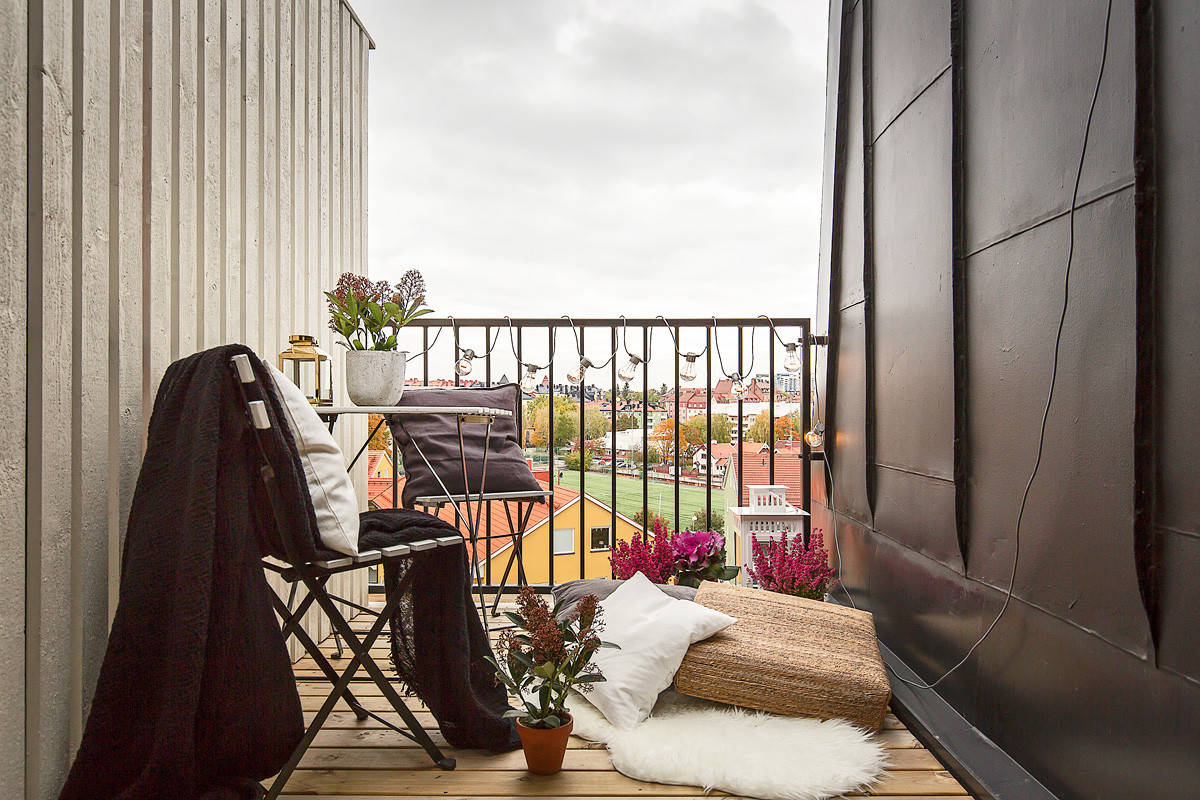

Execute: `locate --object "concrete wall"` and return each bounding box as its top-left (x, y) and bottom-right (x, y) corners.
top-left (3, 1), bottom-right (374, 797)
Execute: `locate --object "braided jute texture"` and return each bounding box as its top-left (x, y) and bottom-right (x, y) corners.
top-left (674, 582), bottom-right (891, 732)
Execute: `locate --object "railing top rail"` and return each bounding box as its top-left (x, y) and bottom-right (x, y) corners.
top-left (404, 316), bottom-right (811, 328)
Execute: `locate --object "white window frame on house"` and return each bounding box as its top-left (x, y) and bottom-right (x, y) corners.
top-left (553, 527), bottom-right (575, 555)
top-left (589, 525), bottom-right (612, 552)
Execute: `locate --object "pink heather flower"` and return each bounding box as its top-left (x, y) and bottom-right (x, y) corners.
top-left (747, 529), bottom-right (837, 600)
top-left (609, 519), bottom-right (676, 583)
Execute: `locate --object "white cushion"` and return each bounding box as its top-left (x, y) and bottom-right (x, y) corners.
top-left (587, 572), bottom-right (736, 730)
top-left (268, 364), bottom-right (360, 555)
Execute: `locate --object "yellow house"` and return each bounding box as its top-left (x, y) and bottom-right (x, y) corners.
top-left (373, 473), bottom-right (644, 586)
top-left (480, 483), bottom-right (644, 586)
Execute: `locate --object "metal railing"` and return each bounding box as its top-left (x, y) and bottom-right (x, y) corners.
top-left (369, 316), bottom-right (814, 593)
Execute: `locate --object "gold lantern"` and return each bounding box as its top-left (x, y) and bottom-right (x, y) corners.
top-left (278, 334), bottom-right (333, 406)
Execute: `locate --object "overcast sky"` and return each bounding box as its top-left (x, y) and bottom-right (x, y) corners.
top-left (354, 0), bottom-right (828, 331)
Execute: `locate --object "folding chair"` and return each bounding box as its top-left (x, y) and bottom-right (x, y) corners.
top-left (228, 354), bottom-right (458, 800)
top-left (385, 387), bottom-right (550, 628)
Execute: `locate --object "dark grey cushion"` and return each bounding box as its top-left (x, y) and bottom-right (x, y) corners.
top-left (552, 578), bottom-right (697, 619)
top-left (389, 384), bottom-right (542, 508)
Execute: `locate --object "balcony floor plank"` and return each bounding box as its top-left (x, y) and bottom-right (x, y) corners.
top-left (274, 610), bottom-right (972, 798)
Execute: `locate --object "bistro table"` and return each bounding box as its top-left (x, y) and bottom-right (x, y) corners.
top-left (317, 404), bottom-right (513, 634)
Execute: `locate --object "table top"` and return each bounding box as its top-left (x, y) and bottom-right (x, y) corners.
top-left (316, 405), bottom-right (512, 418)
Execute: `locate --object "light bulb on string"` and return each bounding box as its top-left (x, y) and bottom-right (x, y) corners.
top-left (680, 354), bottom-right (698, 383)
top-left (567, 357), bottom-right (592, 385)
top-left (454, 348), bottom-right (476, 377)
top-left (519, 363), bottom-right (540, 394)
top-left (731, 374), bottom-right (749, 400)
top-left (804, 423), bottom-right (825, 449)
top-left (783, 343), bottom-right (802, 374)
top-left (617, 353), bottom-right (642, 383)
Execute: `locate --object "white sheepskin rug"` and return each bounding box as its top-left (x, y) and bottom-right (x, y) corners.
top-left (566, 689), bottom-right (887, 800)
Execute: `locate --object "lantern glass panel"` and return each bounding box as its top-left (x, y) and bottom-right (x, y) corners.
top-left (279, 334), bottom-right (333, 405)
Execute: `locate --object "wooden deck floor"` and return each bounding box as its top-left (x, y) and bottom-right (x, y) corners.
top-left (276, 611), bottom-right (972, 799)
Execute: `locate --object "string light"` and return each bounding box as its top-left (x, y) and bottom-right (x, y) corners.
top-left (680, 354), bottom-right (699, 382)
top-left (731, 374), bottom-right (749, 400)
top-left (454, 348), bottom-right (476, 377)
top-left (804, 422), bottom-right (825, 449)
top-left (519, 363), bottom-right (540, 394)
top-left (617, 353), bottom-right (643, 382)
top-left (783, 343), bottom-right (802, 374)
top-left (567, 357), bottom-right (593, 385)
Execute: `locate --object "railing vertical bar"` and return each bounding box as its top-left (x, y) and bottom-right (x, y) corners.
top-left (705, 326), bottom-right (712, 529)
top-left (579, 325), bottom-right (586, 581)
top-left (452, 322), bottom-right (461, 387)
top-left (548, 326), bottom-right (555, 587)
top-left (484, 324), bottom-right (491, 386)
top-left (802, 321), bottom-right (812, 543)
top-left (484, 326), bottom-right (492, 586)
top-left (642, 326), bottom-right (649, 535)
top-left (610, 325), bottom-right (618, 541)
top-left (673, 325), bottom-right (680, 531)
top-left (737, 326), bottom-right (744, 516)
top-left (769, 323), bottom-right (776, 484)
top-left (422, 326), bottom-right (429, 385)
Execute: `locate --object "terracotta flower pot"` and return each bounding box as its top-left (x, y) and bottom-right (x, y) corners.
top-left (515, 713), bottom-right (573, 775)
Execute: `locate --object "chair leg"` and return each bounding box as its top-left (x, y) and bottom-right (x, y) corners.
top-left (309, 573), bottom-right (456, 771)
top-left (269, 584), bottom-right (368, 721)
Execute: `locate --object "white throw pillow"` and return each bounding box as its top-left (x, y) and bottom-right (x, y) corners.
top-left (587, 572), bottom-right (736, 730)
top-left (268, 364), bottom-right (360, 555)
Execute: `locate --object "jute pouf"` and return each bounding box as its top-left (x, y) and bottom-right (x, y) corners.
top-left (674, 581), bottom-right (891, 732)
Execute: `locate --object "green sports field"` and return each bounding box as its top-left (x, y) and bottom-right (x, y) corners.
top-left (552, 470), bottom-right (723, 530)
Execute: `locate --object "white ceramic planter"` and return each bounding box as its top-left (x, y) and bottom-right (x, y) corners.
top-left (344, 350), bottom-right (407, 406)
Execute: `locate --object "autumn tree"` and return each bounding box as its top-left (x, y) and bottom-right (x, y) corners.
top-left (745, 410), bottom-right (804, 443)
top-left (584, 409), bottom-right (610, 440)
top-left (367, 414), bottom-right (392, 450)
top-left (649, 417), bottom-right (706, 459)
top-left (681, 413), bottom-right (732, 445)
top-left (525, 396), bottom-right (579, 449)
top-left (615, 413), bottom-right (639, 431)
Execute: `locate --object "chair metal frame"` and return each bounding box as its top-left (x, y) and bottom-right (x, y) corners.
top-left (229, 354), bottom-right (458, 800)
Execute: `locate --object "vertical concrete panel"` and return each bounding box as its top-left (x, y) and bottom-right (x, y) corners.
top-left (78, 0), bottom-right (113, 739)
top-left (200, 0), bottom-right (221, 347)
top-left (38, 0), bottom-right (75, 792)
top-left (275, 0), bottom-right (293, 354)
top-left (0, 0), bottom-right (26, 789)
top-left (260, 0), bottom-right (278, 363)
top-left (147, 2), bottom-right (173, 396)
top-left (175, 0), bottom-right (199, 359)
top-left (242, 0), bottom-right (260, 349)
top-left (224, 0), bottom-right (243, 343)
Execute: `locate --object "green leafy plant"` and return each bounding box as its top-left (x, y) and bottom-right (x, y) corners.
top-left (486, 587), bottom-right (618, 729)
top-left (325, 269), bottom-right (433, 350)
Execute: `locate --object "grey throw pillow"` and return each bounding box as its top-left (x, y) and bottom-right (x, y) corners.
top-left (389, 384), bottom-right (543, 508)
top-left (552, 578), bottom-right (697, 619)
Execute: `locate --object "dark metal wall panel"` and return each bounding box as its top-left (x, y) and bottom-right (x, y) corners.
top-left (966, 189), bottom-right (1150, 656)
top-left (1154, 0), bottom-right (1200, 682)
top-left (813, 0), bottom-right (1200, 794)
top-left (816, 0), bottom-right (847, 337)
top-left (871, 73), bottom-right (954, 482)
top-left (830, 304), bottom-right (872, 525)
top-left (1157, 532), bottom-right (1200, 678)
top-left (963, 0), bottom-right (1136, 254)
top-left (874, 467), bottom-right (960, 569)
top-left (870, 0), bottom-right (950, 134)
top-left (836, 6), bottom-right (865, 312)
top-left (854, 530), bottom-right (1200, 800)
